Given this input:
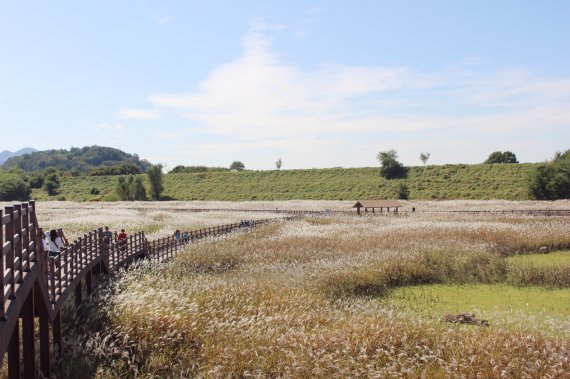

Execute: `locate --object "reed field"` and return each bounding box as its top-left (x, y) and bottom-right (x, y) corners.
top-left (29, 201), bottom-right (570, 378)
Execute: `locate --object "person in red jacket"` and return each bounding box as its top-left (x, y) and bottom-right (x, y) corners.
top-left (117, 229), bottom-right (127, 251)
top-left (117, 229), bottom-right (127, 241)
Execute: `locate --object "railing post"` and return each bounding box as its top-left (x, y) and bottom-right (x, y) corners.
top-left (22, 202), bottom-right (30, 272)
top-left (53, 312), bottom-right (62, 362)
top-left (75, 279), bottom-right (82, 308)
top-left (8, 318), bottom-right (20, 379)
top-left (64, 248), bottom-right (70, 287)
top-left (50, 257), bottom-right (56, 303)
top-left (88, 231), bottom-right (93, 263)
top-left (129, 235), bottom-right (134, 258)
top-left (0, 209), bottom-right (4, 320)
top-left (35, 284), bottom-right (51, 378)
top-left (82, 234), bottom-right (87, 271)
top-left (86, 267), bottom-right (93, 294)
top-left (61, 250), bottom-right (67, 291)
top-left (14, 204), bottom-right (24, 283)
top-left (5, 206), bottom-right (16, 299)
top-left (56, 254), bottom-right (63, 297)
top-left (29, 201), bottom-right (39, 265)
top-left (22, 290), bottom-right (35, 379)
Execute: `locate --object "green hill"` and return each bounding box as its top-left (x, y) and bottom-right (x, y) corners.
top-left (1, 146), bottom-right (151, 173)
top-left (30, 163), bottom-right (538, 201)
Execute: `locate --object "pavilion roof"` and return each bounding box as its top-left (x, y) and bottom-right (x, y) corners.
top-left (352, 200), bottom-right (402, 208)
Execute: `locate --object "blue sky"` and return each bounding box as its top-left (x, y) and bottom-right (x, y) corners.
top-left (1, 1), bottom-right (569, 170)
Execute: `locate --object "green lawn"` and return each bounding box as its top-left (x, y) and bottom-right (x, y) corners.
top-left (384, 284), bottom-right (570, 317)
top-left (506, 250), bottom-right (570, 267)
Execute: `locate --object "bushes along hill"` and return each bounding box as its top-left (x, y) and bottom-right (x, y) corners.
top-left (0, 148), bottom-right (37, 165)
top-left (29, 163), bottom-right (538, 202)
top-left (1, 146), bottom-right (151, 173)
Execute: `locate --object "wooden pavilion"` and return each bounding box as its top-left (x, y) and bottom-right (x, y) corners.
top-left (352, 200), bottom-right (402, 215)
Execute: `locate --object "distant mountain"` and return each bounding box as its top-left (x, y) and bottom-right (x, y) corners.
top-left (1, 146), bottom-right (151, 173)
top-left (0, 148), bottom-right (37, 165)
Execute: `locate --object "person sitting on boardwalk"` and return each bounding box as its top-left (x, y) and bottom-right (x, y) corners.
top-left (38, 228), bottom-right (49, 252)
top-left (174, 229), bottom-right (181, 243)
top-left (48, 229), bottom-right (65, 257)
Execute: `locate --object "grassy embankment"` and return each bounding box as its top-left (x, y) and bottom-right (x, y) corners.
top-left (60, 212), bottom-right (570, 377)
top-left (31, 163), bottom-right (538, 202)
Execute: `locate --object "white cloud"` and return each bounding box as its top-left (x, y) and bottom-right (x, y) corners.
top-left (149, 31), bottom-right (437, 140)
top-left (249, 19), bottom-right (288, 32)
top-left (117, 108), bottom-right (160, 120)
top-left (96, 123), bottom-right (124, 130)
top-left (135, 24), bottom-right (570, 168)
top-left (156, 130), bottom-right (180, 140)
top-left (153, 15), bottom-right (173, 27)
top-left (305, 6), bottom-right (323, 16)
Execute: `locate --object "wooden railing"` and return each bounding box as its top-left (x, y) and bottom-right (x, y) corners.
top-left (0, 202), bottom-right (298, 378)
top-left (422, 209), bottom-right (570, 216)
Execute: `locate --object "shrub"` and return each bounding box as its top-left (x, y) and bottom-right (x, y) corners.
top-left (116, 175), bottom-right (147, 201)
top-left (43, 173), bottom-right (60, 196)
top-left (0, 175), bottom-right (31, 201)
top-left (529, 149), bottom-right (570, 199)
top-left (397, 183), bottom-right (409, 200)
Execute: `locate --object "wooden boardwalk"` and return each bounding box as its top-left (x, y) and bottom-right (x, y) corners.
top-left (0, 201), bottom-right (297, 378)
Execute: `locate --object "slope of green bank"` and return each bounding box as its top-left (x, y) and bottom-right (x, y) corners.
top-left (31, 163), bottom-right (539, 201)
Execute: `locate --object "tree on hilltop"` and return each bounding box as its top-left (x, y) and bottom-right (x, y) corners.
top-left (419, 152), bottom-right (431, 165)
top-left (484, 151), bottom-right (518, 164)
top-left (230, 161), bottom-right (245, 171)
top-left (377, 150), bottom-right (407, 179)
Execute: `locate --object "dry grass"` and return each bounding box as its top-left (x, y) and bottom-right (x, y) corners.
top-left (40, 201), bottom-right (570, 378)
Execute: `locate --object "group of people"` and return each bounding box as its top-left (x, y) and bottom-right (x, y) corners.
top-left (239, 220), bottom-right (254, 227)
top-left (173, 229), bottom-right (190, 243)
top-left (39, 226), bottom-right (129, 257)
top-left (103, 226), bottom-right (127, 245)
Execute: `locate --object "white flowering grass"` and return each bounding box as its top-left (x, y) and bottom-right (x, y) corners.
top-left (56, 204), bottom-right (570, 378)
top-left (34, 201), bottom-right (284, 239)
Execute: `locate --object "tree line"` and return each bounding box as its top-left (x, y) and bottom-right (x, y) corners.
top-left (0, 146), bottom-right (151, 173)
top-left (376, 149), bottom-right (569, 200)
top-left (114, 164), bottom-right (164, 201)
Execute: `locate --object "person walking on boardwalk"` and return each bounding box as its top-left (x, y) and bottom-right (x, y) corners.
top-left (117, 229), bottom-right (127, 251)
top-left (103, 226), bottom-right (113, 244)
top-left (117, 229), bottom-right (127, 242)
